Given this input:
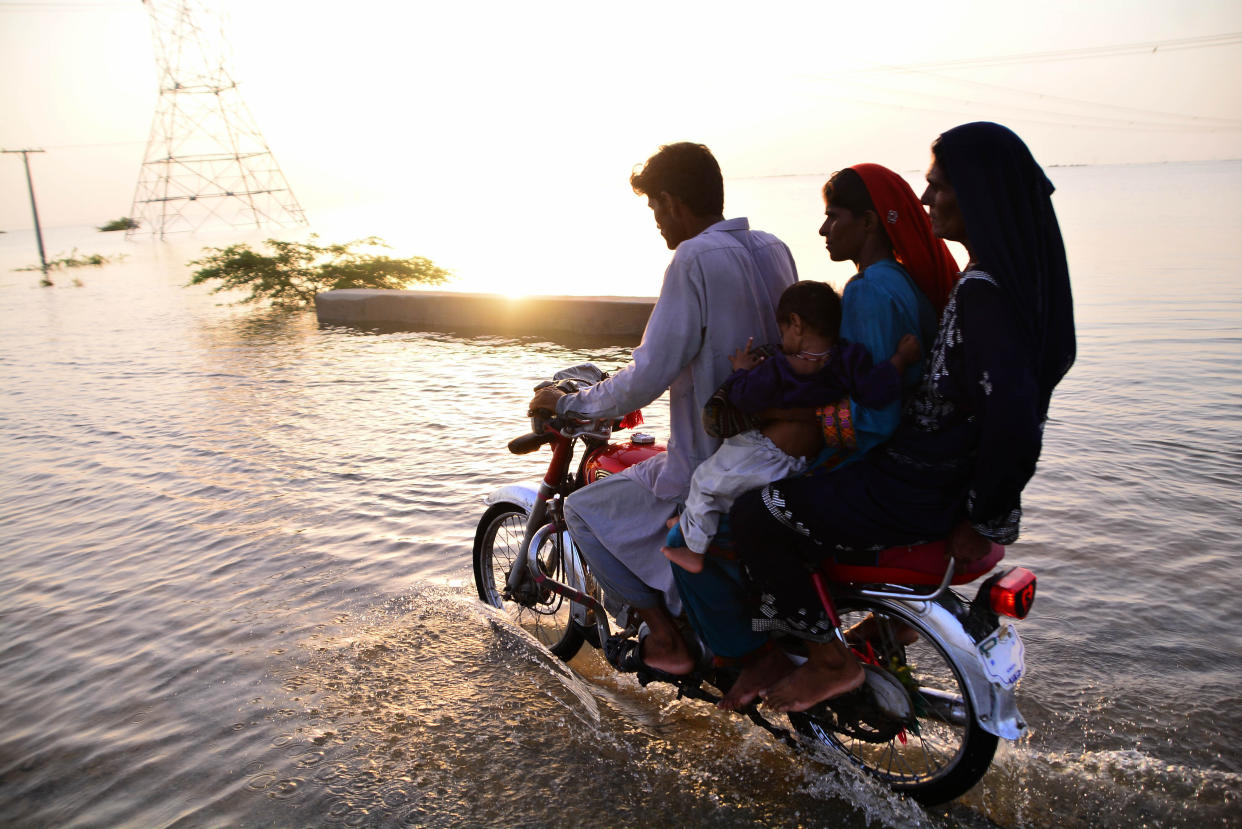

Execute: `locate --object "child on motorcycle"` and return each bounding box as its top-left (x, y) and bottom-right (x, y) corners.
top-left (663, 280), bottom-right (920, 573)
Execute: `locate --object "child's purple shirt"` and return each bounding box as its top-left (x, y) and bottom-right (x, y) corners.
top-left (725, 341), bottom-right (901, 415)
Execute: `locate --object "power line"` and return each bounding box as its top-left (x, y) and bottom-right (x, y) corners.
top-left (32, 139), bottom-right (148, 150)
top-left (796, 32), bottom-right (1242, 134)
top-left (813, 76), bottom-right (1242, 134)
top-left (0, 1), bottom-right (131, 8)
top-left (867, 31), bottom-right (1242, 73)
top-left (894, 70), bottom-right (1242, 129)
top-left (784, 81), bottom-right (1242, 137)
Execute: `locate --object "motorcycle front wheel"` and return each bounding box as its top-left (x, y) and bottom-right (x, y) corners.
top-left (472, 502), bottom-right (585, 660)
top-left (787, 597), bottom-right (999, 805)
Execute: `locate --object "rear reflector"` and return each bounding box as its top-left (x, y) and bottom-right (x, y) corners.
top-left (989, 567), bottom-right (1037, 619)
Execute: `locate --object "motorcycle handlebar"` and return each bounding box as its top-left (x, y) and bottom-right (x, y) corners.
top-left (512, 412), bottom-right (616, 451)
top-left (507, 431), bottom-right (557, 455)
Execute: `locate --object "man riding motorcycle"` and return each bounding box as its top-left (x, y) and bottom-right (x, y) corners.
top-left (527, 141), bottom-right (797, 677)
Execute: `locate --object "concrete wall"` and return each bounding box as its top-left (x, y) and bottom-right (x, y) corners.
top-left (315, 289), bottom-right (655, 340)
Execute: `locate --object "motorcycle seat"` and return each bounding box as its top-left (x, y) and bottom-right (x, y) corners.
top-left (821, 541), bottom-right (1004, 586)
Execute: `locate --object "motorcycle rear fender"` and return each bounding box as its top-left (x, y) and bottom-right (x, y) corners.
top-left (885, 596), bottom-right (1028, 741)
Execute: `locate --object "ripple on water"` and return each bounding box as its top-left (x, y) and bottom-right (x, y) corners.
top-left (3, 177), bottom-right (1242, 827)
top-left (215, 586), bottom-right (926, 828)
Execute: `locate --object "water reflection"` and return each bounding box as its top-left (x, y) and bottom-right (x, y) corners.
top-left (321, 320), bottom-right (646, 351)
top-left (246, 588), bottom-right (929, 828)
top-left (1, 162), bottom-right (1241, 827)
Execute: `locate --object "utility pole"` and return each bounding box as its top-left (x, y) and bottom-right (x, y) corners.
top-left (2, 148), bottom-right (50, 281)
top-left (129, 0), bottom-right (307, 239)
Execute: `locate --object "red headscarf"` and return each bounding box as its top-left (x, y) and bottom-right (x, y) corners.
top-left (851, 163), bottom-right (959, 313)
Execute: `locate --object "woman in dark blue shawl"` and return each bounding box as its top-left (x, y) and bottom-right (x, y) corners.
top-left (717, 123), bottom-right (1077, 712)
top-left (932, 121), bottom-right (1077, 422)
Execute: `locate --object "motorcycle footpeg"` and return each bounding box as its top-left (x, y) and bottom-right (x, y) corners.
top-left (604, 633), bottom-right (709, 692)
top-left (602, 633), bottom-right (628, 671)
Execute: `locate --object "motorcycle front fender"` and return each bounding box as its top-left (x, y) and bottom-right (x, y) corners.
top-left (885, 597), bottom-right (1029, 741)
top-left (484, 482), bottom-right (539, 514)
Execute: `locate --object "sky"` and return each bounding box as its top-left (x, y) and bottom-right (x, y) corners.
top-left (2, 0), bottom-right (1241, 257)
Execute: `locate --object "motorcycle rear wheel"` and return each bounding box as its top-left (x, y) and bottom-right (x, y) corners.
top-left (472, 502), bottom-right (586, 660)
top-left (787, 597), bottom-right (999, 805)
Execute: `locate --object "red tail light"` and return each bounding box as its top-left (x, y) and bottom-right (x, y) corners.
top-left (988, 567), bottom-right (1037, 619)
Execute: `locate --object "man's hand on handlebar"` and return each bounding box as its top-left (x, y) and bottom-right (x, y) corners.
top-left (527, 386), bottom-right (565, 419)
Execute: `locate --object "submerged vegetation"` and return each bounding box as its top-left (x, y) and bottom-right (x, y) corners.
top-left (46, 251), bottom-right (120, 268)
top-left (97, 216), bottom-right (140, 232)
top-left (18, 249), bottom-right (126, 284)
top-left (187, 235), bottom-right (452, 307)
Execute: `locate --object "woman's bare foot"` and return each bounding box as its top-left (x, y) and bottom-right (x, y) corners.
top-left (718, 647), bottom-right (795, 711)
top-left (662, 544), bottom-right (704, 573)
top-left (844, 615), bottom-right (919, 648)
top-left (762, 639), bottom-right (865, 712)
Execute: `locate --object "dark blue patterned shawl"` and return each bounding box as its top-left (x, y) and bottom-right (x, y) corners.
top-left (933, 122), bottom-right (1076, 417)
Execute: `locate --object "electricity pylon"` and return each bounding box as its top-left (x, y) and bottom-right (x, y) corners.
top-left (128, 0), bottom-right (307, 239)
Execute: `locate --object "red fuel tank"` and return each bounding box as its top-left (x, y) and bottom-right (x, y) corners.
top-left (583, 435), bottom-right (665, 484)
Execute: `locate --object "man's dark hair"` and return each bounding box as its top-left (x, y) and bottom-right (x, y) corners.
top-left (822, 167), bottom-right (876, 217)
top-left (776, 281), bottom-right (841, 339)
top-left (630, 142), bottom-right (724, 216)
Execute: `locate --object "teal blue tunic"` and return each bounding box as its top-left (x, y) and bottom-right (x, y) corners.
top-left (830, 258), bottom-right (938, 465)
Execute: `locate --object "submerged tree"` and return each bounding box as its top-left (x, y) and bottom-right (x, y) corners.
top-left (97, 217), bottom-right (140, 232)
top-left (187, 235), bottom-right (452, 307)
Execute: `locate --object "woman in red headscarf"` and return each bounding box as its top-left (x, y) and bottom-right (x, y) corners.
top-left (671, 164), bottom-right (957, 706)
top-left (811, 164), bottom-right (958, 470)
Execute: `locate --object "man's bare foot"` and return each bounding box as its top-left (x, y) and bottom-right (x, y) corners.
top-left (844, 615), bottom-right (919, 648)
top-left (638, 632), bottom-right (695, 675)
top-left (635, 608), bottom-right (696, 676)
top-left (762, 639), bottom-right (865, 712)
top-left (718, 647), bottom-right (795, 711)
top-left (662, 545), bottom-right (704, 573)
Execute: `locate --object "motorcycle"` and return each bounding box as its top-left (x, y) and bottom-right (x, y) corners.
top-left (473, 366), bottom-right (1036, 805)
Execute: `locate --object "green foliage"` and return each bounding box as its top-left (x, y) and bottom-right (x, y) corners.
top-left (17, 249), bottom-right (124, 273)
top-left (187, 235), bottom-right (452, 307)
top-left (97, 216), bottom-right (140, 232)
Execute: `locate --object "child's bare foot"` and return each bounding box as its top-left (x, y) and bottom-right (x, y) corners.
top-left (662, 544), bottom-right (704, 573)
top-left (718, 647), bottom-right (796, 711)
top-left (762, 639), bottom-right (864, 712)
top-left (844, 615), bottom-right (919, 648)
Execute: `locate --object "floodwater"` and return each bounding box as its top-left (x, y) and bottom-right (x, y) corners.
top-left (1, 161), bottom-right (1240, 827)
